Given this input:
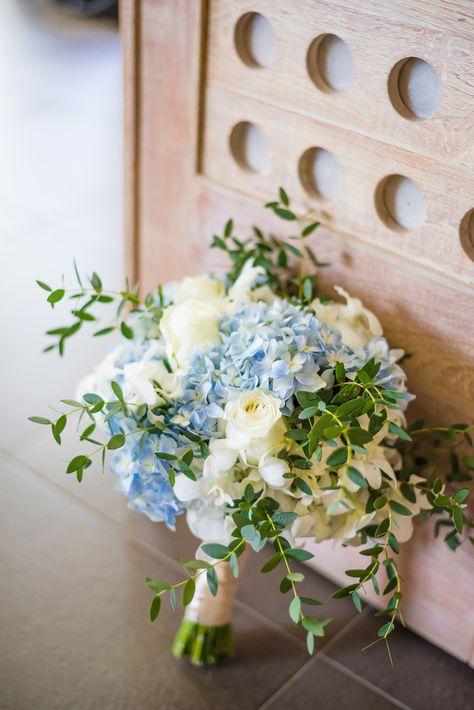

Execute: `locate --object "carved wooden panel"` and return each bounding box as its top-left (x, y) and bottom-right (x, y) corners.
top-left (122, 0), bottom-right (474, 663)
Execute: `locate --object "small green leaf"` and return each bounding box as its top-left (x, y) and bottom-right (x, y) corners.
top-left (295, 477), bottom-right (312, 495)
top-left (453, 488), bottom-right (469, 504)
top-left (375, 518), bottom-right (390, 537)
top-left (388, 533), bottom-right (400, 554)
top-left (201, 543), bottom-right (229, 560)
top-left (28, 416), bottom-right (51, 425)
top-left (285, 548), bottom-right (314, 562)
top-left (306, 631), bottom-right (314, 655)
top-left (302, 221), bottom-right (320, 237)
top-left (274, 207), bottom-right (297, 221)
top-left (279, 186), bottom-right (289, 206)
top-left (289, 596), bottom-right (301, 623)
top-left (261, 553), bottom-right (282, 573)
top-left (178, 460), bottom-right (197, 480)
top-left (47, 289), bottom-right (65, 307)
top-left (347, 466), bottom-right (368, 488)
top-left (272, 511), bottom-right (297, 527)
top-left (169, 588), bottom-right (177, 612)
top-left (150, 595), bottom-right (161, 621)
top-left (300, 596), bottom-right (323, 606)
top-left (302, 616), bottom-right (331, 636)
top-left (52, 414), bottom-right (67, 444)
top-left (181, 560), bottom-right (211, 571)
top-left (378, 622), bottom-right (394, 638)
top-left (334, 361), bottom-right (346, 384)
top-left (224, 218), bottom-right (233, 237)
top-left (91, 272), bottom-right (103, 291)
top-left (206, 567), bottom-right (218, 596)
top-left (453, 508), bottom-right (464, 535)
top-left (229, 552), bottom-right (239, 578)
top-left (66, 455), bottom-right (91, 473)
top-left (388, 422), bottom-right (412, 441)
top-left (108, 433), bottom-right (125, 450)
top-left (155, 452), bottom-right (177, 461)
top-left (182, 577), bottom-right (195, 607)
top-left (351, 591), bottom-right (362, 613)
top-left (93, 327), bottom-right (115, 337)
top-left (36, 280), bottom-right (52, 292)
top-left (389, 501), bottom-right (412, 516)
top-left (120, 321), bottom-right (133, 339)
top-left (111, 381), bottom-right (124, 401)
top-left (374, 495), bottom-right (387, 510)
top-left (327, 447), bottom-right (348, 468)
top-left (287, 572), bottom-right (305, 582)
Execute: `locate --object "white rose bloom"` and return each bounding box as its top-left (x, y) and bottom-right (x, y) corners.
top-left (224, 389), bottom-right (282, 445)
top-left (122, 359), bottom-right (177, 406)
top-left (160, 300), bottom-right (221, 368)
top-left (244, 418), bottom-right (287, 466)
top-left (313, 286), bottom-right (382, 350)
top-left (172, 274), bottom-right (225, 307)
top-left (227, 260), bottom-right (264, 307)
top-left (186, 501), bottom-right (234, 545)
top-left (76, 349), bottom-right (120, 402)
top-left (258, 454), bottom-right (290, 489)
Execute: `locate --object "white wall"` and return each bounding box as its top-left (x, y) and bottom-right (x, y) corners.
top-left (0, 0), bottom-right (123, 453)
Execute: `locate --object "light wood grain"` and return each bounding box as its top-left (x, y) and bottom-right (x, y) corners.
top-left (123, 0), bottom-right (474, 663)
top-left (207, 0), bottom-right (474, 169)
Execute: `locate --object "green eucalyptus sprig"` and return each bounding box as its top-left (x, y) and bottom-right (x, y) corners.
top-left (145, 487), bottom-right (330, 655)
top-left (36, 263), bottom-right (167, 355)
top-left (211, 186), bottom-right (326, 302)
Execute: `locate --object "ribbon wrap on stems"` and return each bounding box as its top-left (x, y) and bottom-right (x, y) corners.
top-left (172, 547), bottom-right (249, 665)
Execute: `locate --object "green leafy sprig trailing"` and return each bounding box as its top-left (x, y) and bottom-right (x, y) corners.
top-left (30, 188), bottom-right (474, 661)
top-left (211, 187), bottom-right (326, 302)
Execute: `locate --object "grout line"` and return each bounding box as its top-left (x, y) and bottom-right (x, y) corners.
top-left (257, 655), bottom-right (316, 710)
top-left (318, 654), bottom-right (412, 710)
top-left (256, 609), bottom-right (365, 710)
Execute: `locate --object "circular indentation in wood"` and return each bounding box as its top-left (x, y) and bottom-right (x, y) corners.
top-left (306, 34), bottom-right (355, 92)
top-left (459, 209), bottom-right (474, 261)
top-left (298, 147), bottom-right (343, 201)
top-left (388, 57), bottom-right (443, 120)
top-left (229, 121), bottom-right (268, 172)
top-left (234, 13), bottom-right (277, 68)
top-left (375, 174), bottom-right (426, 231)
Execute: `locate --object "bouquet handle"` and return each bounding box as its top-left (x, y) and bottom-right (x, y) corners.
top-left (172, 547), bottom-right (249, 665)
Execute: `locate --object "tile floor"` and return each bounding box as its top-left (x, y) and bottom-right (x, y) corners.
top-left (0, 2), bottom-right (473, 709)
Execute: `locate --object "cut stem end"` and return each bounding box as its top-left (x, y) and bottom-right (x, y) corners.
top-left (171, 619), bottom-right (234, 666)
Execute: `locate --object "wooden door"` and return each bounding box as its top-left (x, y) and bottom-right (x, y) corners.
top-left (122, 0), bottom-right (474, 664)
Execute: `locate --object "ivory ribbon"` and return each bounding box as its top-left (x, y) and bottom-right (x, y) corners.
top-left (184, 548), bottom-right (250, 626)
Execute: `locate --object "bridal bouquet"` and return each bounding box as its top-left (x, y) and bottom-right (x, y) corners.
top-left (31, 190), bottom-right (473, 665)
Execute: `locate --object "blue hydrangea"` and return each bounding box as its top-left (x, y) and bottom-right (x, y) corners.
top-left (103, 296), bottom-right (409, 529)
top-left (176, 299), bottom-right (409, 435)
top-left (109, 433), bottom-right (183, 529)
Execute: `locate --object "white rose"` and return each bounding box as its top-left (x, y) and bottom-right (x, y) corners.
top-left (245, 418), bottom-right (287, 465)
top-left (76, 349), bottom-right (120, 403)
top-left (258, 453), bottom-right (290, 489)
top-left (224, 390), bottom-right (282, 445)
top-left (160, 300), bottom-right (220, 367)
top-left (313, 286), bottom-right (382, 350)
top-left (122, 359), bottom-right (177, 406)
top-left (172, 275), bottom-right (225, 307)
top-left (227, 260), bottom-right (264, 307)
